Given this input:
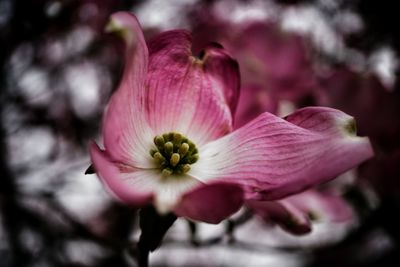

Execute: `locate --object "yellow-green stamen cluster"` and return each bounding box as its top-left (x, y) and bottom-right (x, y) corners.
top-left (150, 132), bottom-right (199, 176)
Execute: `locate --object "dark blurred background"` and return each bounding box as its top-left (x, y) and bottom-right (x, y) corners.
top-left (0, 0), bottom-right (399, 266)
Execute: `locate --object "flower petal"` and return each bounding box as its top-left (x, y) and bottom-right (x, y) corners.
top-left (90, 142), bottom-right (202, 213)
top-left (191, 107), bottom-right (374, 200)
top-left (90, 142), bottom-right (153, 206)
top-left (248, 189), bottom-right (354, 235)
top-left (246, 199), bottom-right (312, 235)
top-left (288, 190), bottom-right (354, 223)
top-left (201, 43), bottom-right (240, 117)
top-left (174, 182), bottom-right (244, 224)
top-left (145, 30), bottom-right (236, 145)
top-left (102, 12), bottom-right (154, 168)
top-left (152, 175), bottom-right (202, 215)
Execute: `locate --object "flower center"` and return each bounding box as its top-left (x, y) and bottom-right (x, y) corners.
top-left (150, 132), bottom-right (199, 177)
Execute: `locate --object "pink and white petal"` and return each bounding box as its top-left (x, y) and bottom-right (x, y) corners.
top-left (102, 12), bottom-right (154, 168)
top-left (246, 199), bottom-right (312, 235)
top-left (152, 175), bottom-right (203, 215)
top-left (145, 30), bottom-right (235, 146)
top-left (90, 142), bottom-right (153, 206)
top-left (174, 182), bottom-right (244, 224)
top-left (190, 107), bottom-right (374, 200)
top-left (90, 143), bottom-right (202, 213)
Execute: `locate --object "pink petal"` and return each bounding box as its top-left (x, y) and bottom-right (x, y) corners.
top-left (247, 189), bottom-right (353, 235)
top-left (317, 193), bottom-right (355, 222)
top-left (174, 182), bottom-right (244, 224)
top-left (145, 30), bottom-right (238, 145)
top-left (89, 142), bottom-right (153, 206)
top-left (201, 43), bottom-right (240, 117)
top-left (102, 12), bottom-right (154, 168)
top-left (246, 199), bottom-right (312, 235)
top-left (257, 189), bottom-right (352, 221)
top-left (191, 107), bottom-right (374, 200)
top-left (91, 142), bottom-right (203, 214)
top-left (283, 190), bottom-right (354, 223)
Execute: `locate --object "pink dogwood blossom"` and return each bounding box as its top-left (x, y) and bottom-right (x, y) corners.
top-left (90, 12), bottom-right (373, 224)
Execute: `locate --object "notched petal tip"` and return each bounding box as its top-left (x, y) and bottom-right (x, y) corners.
top-left (343, 117), bottom-right (357, 136)
top-left (200, 43), bottom-right (237, 65)
top-left (105, 12), bottom-right (143, 47)
top-left (105, 17), bottom-right (132, 45)
top-left (194, 49), bottom-right (207, 62)
top-left (194, 42), bottom-right (226, 62)
top-left (334, 113), bottom-right (374, 159)
top-left (286, 107), bottom-right (369, 140)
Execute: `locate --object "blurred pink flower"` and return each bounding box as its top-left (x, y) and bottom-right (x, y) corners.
top-left (189, 7), bottom-right (318, 102)
top-left (234, 84), bottom-right (278, 129)
top-left (225, 22), bottom-right (318, 102)
top-left (317, 67), bottom-right (400, 198)
top-left (317, 67), bottom-right (400, 145)
top-left (247, 189), bottom-right (354, 235)
top-left (90, 12), bottom-right (373, 224)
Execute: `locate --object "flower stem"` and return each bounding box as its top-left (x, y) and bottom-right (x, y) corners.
top-left (137, 239), bottom-right (149, 267)
top-left (137, 205), bottom-right (177, 267)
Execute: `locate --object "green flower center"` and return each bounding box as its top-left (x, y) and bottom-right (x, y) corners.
top-left (150, 132), bottom-right (199, 176)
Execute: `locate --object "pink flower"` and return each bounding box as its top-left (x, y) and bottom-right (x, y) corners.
top-left (90, 12), bottom-right (373, 224)
top-left (234, 84), bottom-right (278, 129)
top-left (188, 6), bottom-right (318, 102)
top-left (225, 22), bottom-right (318, 102)
top-left (317, 67), bottom-right (400, 198)
top-left (247, 189), bottom-right (354, 235)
